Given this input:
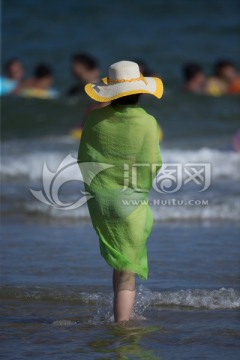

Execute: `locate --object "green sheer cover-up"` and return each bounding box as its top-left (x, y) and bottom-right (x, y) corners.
top-left (78, 104), bottom-right (162, 280)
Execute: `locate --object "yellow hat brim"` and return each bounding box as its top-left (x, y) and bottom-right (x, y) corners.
top-left (85, 77), bottom-right (164, 103)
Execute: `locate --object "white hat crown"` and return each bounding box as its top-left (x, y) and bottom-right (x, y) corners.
top-left (109, 61), bottom-right (140, 81)
top-left (84, 59), bottom-right (163, 102)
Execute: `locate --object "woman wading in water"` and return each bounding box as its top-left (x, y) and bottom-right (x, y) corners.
top-left (78, 60), bottom-right (163, 323)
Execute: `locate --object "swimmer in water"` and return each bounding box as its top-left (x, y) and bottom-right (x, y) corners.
top-left (232, 130), bottom-right (240, 152)
top-left (15, 64), bottom-right (59, 99)
top-left (132, 59), bottom-right (156, 77)
top-left (0, 58), bottom-right (25, 96)
top-left (206, 60), bottom-right (238, 96)
top-left (67, 53), bottom-right (100, 97)
top-left (182, 63), bottom-right (206, 94)
top-left (67, 53), bottom-right (109, 127)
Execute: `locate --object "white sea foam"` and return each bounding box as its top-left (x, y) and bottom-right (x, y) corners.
top-left (1, 285), bottom-right (239, 310)
top-left (151, 197), bottom-right (240, 222)
top-left (162, 147), bottom-right (240, 181)
top-left (22, 196), bottom-right (240, 222)
top-left (151, 287), bottom-right (240, 310)
top-left (52, 320), bottom-right (78, 326)
top-left (1, 147), bottom-right (240, 181)
top-left (1, 144), bottom-right (240, 222)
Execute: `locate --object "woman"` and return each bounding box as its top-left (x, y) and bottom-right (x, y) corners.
top-left (78, 61), bottom-right (163, 323)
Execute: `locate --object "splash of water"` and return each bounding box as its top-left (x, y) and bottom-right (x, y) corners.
top-left (1, 285), bottom-right (239, 312)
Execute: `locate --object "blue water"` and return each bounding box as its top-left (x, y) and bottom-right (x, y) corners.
top-left (1, 0), bottom-right (240, 359)
top-left (1, 220), bottom-right (240, 359)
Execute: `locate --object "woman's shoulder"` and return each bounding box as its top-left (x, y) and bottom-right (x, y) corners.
top-left (133, 107), bottom-right (157, 125)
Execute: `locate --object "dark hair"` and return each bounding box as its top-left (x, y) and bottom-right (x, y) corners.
top-left (34, 64), bottom-right (53, 78)
top-left (214, 59), bottom-right (235, 76)
top-left (183, 63), bottom-right (203, 81)
top-left (4, 58), bottom-right (20, 74)
top-left (111, 94), bottom-right (141, 106)
top-left (72, 53), bottom-right (99, 70)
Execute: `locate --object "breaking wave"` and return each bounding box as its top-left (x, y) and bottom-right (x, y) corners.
top-left (1, 146), bottom-right (240, 181)
top-left (1, 285), bottom-right (239, 310)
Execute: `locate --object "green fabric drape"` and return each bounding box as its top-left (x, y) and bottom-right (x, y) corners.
top-left (78, 104), bottom-right (162, 280)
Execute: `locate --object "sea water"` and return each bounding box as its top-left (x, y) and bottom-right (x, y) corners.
top-left (1, 0), bottom-right (240, 359)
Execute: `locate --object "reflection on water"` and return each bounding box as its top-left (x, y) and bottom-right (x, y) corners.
top-left (88, 323), bottom-right (163, 360)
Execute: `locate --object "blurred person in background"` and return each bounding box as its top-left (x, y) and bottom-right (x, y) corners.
top-left (206, 59), bottom-right (239, 96)
top-left (228, 77), bottom-right (240, 94)
top-left (0, 58), bottom-right (25, 96)
top-left (227, 61), bottom-right (240, 95)
top-left (182, 63), bottom-right (206, 93)
top-left (133, 59), bottom-right (156, 77)
top-left (15, 63), bottom-right (59, 99)
top-left (67, 53), bottom-right (100, 97)
top-left (69, 53), bottom-right (109, 137)
top-left (232, 130), bottom-right (240, 152)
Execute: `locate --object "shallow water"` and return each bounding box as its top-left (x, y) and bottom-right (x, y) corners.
top-left (1, 220), bottom-right (240, 359)
top-left (1, 0), bottom-right (240, 359)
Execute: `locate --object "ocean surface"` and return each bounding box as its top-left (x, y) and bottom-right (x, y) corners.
top-left (1, 0), bottom-right (240, 359)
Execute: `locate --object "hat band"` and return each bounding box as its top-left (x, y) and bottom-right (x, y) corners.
top-left (102, 74), bottom-right (148, 85)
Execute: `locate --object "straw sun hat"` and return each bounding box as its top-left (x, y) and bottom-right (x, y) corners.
top-left (85, 60), bottom-right (164, 102)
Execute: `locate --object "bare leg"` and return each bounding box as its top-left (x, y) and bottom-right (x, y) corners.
top-left (112, 269), bottom-right (136, 323)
